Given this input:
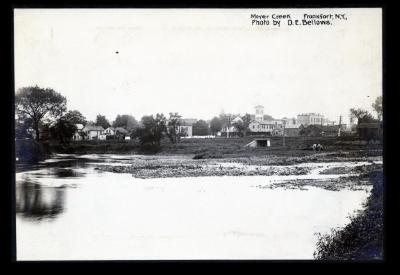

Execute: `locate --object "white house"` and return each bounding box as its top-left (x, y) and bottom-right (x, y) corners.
top-left (73, 124), bottom-right (85, 141)
top-left (82, 125), bottom-right (105, 140)
top-left (248, 119), bottom-right (284, 135)
top-left (104, 127), bottom-right (116, 136)
top-left (176, 118), bottom-right (196, 137)
top-left (177, 125), bottom-right (193, 137)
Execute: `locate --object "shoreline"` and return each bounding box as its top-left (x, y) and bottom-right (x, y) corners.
top-left (314, 170), bottom-right (383, 260)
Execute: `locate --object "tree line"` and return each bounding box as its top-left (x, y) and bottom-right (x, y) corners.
top-left (15, 86), bottom-right (383, 146)
top-left (14, 86), bottom-right (245, 147)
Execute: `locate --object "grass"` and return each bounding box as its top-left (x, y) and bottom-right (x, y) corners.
top-left (50, 139), bottom-right (141, 154)
top-left (48, 135), bottom-right (382, 158)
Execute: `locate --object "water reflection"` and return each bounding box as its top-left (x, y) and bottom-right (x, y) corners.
top-left (15, 154), bottom-right (376, 260)
top-left (16, 180), bottom-right (66, 220)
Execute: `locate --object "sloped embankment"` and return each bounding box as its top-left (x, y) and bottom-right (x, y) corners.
top-left (314, 170), bottom-right (383, 260)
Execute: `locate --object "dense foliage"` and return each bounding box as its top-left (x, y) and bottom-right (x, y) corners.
top-left (63, 110), bottom-right (87, 125)
top-left (15, 86), bottom-right (67, 140)
top-left (192, 120), bottom-right (209, 136)
top-left (210, 117), bottom-right (222, 135)
top-left (95, 114), bottom-right (111, 129)
top-left (135, 113), bottom-right (167, 146)
top-left (166, 112), bottom-right (182, 143)
top-left (112, 114), bottom-right (139, 132)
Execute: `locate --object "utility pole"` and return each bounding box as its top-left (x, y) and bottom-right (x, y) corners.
top-left (282, 120), bottom-right (286, 147)
top-left (227, 115), bottom-right (231, 138)
top-left (338, 115), bottom-right (342, 137)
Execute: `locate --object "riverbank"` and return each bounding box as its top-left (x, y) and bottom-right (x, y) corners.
top-left (314, 169), bottom-right (383, 260)
top-left (49, 136), bottom-right (382, 158)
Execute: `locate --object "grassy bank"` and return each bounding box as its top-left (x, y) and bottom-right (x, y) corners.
top-left (50, 136), bottom-right (382, 158)
top-left (50, 139), bottom-right (141, 154)
top-left (314, 170), bottom-right (383, 260)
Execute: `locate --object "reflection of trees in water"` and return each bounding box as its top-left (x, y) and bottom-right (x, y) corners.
top-left (16, 180), bottom-right (66, 220)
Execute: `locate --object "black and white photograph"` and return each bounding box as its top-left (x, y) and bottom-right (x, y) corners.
top-left (13, 8), bottom-right (383, 261)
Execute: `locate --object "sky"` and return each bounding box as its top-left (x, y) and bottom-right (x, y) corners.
top-left (14, 8), bottom-right (382, 125)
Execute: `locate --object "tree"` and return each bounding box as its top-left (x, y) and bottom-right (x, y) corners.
top-left (15, 86), bottom-right (67, 141)
top-left (219, 113), bottom-right (235, 128)
top-left (95, 114), bottom-right (111, 129)
top-left (240, 113), bottom-right (253, 136)
top-left (232, 119), bottom-right (246, 136)
top-left (63, 110), bottom-right (87, 125)
top-left (50, 118), bottom-right (77, 145)
top-left (135, 113), bottom-right (167, 146)
top-left (350, 108), bottom-right (377, 124)
top-left (372, 96), bottom-right (382, 121)
top-left (166, 112), bottom-right (182, 143)
top-left (210, 116), bottom-right (222, 135)
top-left (112, 114), bottom-right (139, 132)
top-left (193, 120), bottom-right (209, 136)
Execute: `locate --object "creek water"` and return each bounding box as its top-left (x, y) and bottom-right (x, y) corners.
top-left (15, 154), bottom-right (372, 260)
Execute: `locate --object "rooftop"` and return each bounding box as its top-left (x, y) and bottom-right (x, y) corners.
top-left (83, 125), bottom-right (104, 131)
top-left (298, 113), bottom-right (323, 116)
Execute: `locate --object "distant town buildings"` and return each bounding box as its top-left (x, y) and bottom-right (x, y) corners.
top-left (297, 113), bottom-right (324, 126)
top-left (70, 105), bottom-right (343, 140)
top-left (218, 105), bottom-right (342, 137)
top-left (74, 125), bottom-right (131, 141)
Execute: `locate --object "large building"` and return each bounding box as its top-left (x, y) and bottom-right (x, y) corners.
top-left (297, 113), bottom-right (324, 126)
